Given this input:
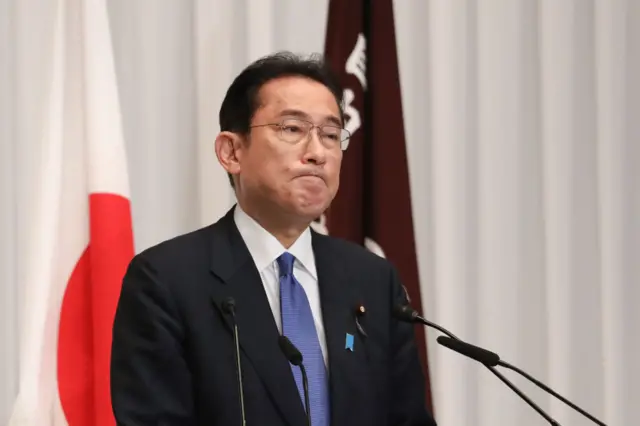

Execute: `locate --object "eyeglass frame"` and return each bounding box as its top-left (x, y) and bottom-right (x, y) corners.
top-left (248, 118), bottom-right (351, 151)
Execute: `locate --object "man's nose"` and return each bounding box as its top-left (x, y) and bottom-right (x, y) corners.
top-left (302, 128), bottom-right (327, 164)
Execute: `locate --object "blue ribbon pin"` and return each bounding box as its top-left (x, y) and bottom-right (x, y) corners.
top-left (345, 333), bottom-right (354, 351)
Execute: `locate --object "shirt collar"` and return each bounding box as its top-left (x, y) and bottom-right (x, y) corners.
top-left (233, 204), bottom-right (317, 279)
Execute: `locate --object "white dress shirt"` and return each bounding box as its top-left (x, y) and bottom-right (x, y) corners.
top-left (233, 204), bottom-right (328, 367)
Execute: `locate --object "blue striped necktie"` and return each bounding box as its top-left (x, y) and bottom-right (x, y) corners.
top-left (278, 252), bottom-right (330, 426)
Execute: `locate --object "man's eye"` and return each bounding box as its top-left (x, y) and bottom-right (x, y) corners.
top-left (282, 125), bottom-right (304, 134)
top-left (322, 127), bottom-right (341, 141)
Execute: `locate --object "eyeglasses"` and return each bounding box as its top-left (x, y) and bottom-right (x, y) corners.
top-left (250, 118), bottom-right (351, 151)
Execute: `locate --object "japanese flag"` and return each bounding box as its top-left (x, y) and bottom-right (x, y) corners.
top-left (8, 0), bottom-right (134, 425)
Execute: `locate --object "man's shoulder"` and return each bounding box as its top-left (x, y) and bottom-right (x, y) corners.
top-left (137, 208), bottom-right (234, 263)
top-left (134, 224), bottom-right (217, 270)
top-left (312, 231), bottom-right (391, 271)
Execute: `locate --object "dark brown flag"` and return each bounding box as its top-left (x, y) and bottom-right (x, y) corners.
top-left (321, 0), bottom-right (434, 411)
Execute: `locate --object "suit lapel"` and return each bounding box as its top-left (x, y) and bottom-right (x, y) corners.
top-left (312, 232), bottom-right (364, 426)
top-left (209, 209), bottom-right (307, 426)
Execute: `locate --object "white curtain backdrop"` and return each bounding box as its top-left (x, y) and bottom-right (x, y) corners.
top-left (1, 0), bottom-right (638, 425)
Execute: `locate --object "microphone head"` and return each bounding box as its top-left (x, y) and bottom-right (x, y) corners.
top-left (278, 335), bottom-right (303, 366)
top-left (221, 297), bottom-right (236, 315)
top-left (392, 304), bottom-right (419, 323)
top-left (436, 335), bottom-right (500, 367)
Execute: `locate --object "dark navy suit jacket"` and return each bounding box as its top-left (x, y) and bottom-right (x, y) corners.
top-left (110, 207), bottom-right (436, 426)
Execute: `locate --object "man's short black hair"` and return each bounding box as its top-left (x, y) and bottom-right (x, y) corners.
top-left (219, 51), bottom-right (344, 188)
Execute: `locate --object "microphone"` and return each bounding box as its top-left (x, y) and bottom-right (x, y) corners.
top-left (436, 336), bottom-right (607, 426)
top-left (278, 335), bottom-right (311, 426)
top-left (221, 297), bottom-right (246, 426)
top-left (392, 304), bottom-right (460, 338)
top-left (436, 335), bottom-right (500, 367)
top-left (393, 304), bottom-right (561, 425)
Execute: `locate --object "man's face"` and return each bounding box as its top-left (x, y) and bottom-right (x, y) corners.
top-left (234, 76), bottom-right (343, 221)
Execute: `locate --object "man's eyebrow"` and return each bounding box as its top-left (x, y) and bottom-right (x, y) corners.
top-left (278, 109), bottom-right (342, 127)
top-left (278, 109), bottom-right (310, 120)
top-left (324, 115), bottom-right (342, 127)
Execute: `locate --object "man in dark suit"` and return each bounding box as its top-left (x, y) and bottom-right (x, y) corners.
top-left (110, 52), bottom-right (436, 426)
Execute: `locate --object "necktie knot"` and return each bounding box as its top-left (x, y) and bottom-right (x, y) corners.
top-left (277, 252), bottom-right (295, 277)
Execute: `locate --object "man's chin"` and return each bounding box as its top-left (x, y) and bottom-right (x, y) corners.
top-left (288, 199), bottom-right (329, 222)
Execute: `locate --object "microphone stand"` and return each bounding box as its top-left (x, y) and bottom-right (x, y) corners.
top-left (299, 363), bottom-right (311, 426)
top-left (222, 298), bottom-right (247, 426)
top-left (498, 360), bottom-right (606, 426)
top-left (414, 314), bottom-right (560, 425)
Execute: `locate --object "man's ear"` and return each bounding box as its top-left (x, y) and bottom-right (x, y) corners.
top-left (215, 131), bottom-right (244, 176)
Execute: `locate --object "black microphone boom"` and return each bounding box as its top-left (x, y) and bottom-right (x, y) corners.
top-left (436, 336), bottom-right (607, 426)
top-left (221, 297), bottom-right (247, 426)
top-left (278, 335), bottom-right (311, 426)
top-left (393, 304), bottom-right (561, 425)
